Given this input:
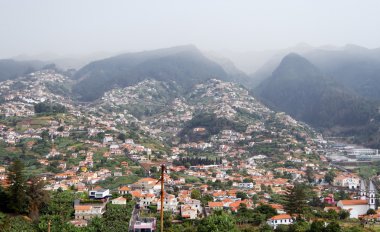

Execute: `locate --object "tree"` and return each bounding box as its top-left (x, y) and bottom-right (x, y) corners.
top-left (325, 209), bottom-right (339, 220)
top-left (198, 211), bottom-right (239, 232)
top-left (123, 193), bottom-right (133, 202)
top-left (252, 194), bottom-right (259, 207)
top-left (26, 177), bottom-right (50, 221)
top-left (283, 184), bottom-right (308, 217)
top-left (288, 221), bottom-right (310, 232)
top-left (324, 221), bottom-right (340, 232)
top-left (243, 178), bottom-right (253, 183)
top-left (306, 167), bottom-right (314, 183)
top-left (254, 204), bottom-right (278, 219)
top-left (150, 166), bottom-right (158, 173)
top-left (367, 208), bottom-right (377, 215)
top-left (275, 224), bottom-right (289, 232)
top-left (334, 190), bottom-right (350, 201)
top-left (0, 186), bottom-right (9, 212)
top-left (339, 210), bottom-right (350, 219)
top-left (44, 190), bottom-right (75, 221)
top-left (34, 102), bottom-right (67, 114)
top-left (41, 130), bottom-right (50, 140)
top-left (309, 221), bottom-right (325, 232)
top-left (38, 214), bottom-right (79, 232)
top-left (236, 203), bottom-right (256, 224)
top-left (201, 194), bottom-right (213, 206)
top-left (184, 162), bottom-right (191, 169)
top-left (101, 203), bottom-right (134, 231)
top-left (191, 189), bottom-right (201, 200)
top-left (237, 191), bottom-right (249, 200)
top-left (259, 223), bottom-right (274, 232)
top-left (2, 215), bottom-right (36, 232)
top-left (7, 159), bottom-right (27, 214)
top-left (117, 133), bottom-right (126, 142)
top-left (325, 170), bottom-right (336, 184)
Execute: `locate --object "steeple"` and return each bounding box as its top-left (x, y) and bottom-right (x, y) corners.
top-left (368, 181), bottom-right (376, 209)
top-left (360, 180), bottom-right (367, 200)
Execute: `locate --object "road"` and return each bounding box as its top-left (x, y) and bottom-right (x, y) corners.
top-left (128, 205), bottom-right (140, 232)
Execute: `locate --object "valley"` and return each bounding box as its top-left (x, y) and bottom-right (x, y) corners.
top-left (0, 45), bottom-right (380, 232)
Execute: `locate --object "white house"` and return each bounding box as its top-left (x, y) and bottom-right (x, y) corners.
top-left (74, 204), bottom-right (106, 220)
top-left (89, 188), bottom-right (110, 199)
top-left (118, 186), bottom-right (131, 195)
top-left (334, 174), bottom-right (360, 189)
top-left (157, 194), bottom-right (178, 213)
top-left (238, 182), bottom-right (254, 189)
top-left (111, 196), bottom-right (127, 205)
top-left (139, 193), bottom-right (156, 208)
top-left (267, 214), bottom-right (293, 229)
top-left (181, 204), bottom-right (198, 219)
top-left (103, 134), bottom-right (113, 143)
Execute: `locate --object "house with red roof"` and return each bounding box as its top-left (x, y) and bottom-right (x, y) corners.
top-left (267, 214), bottom-right (293, 229)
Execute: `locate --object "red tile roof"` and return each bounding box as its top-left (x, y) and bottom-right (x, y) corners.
top-left (339, 200), bottom-right (367, 205)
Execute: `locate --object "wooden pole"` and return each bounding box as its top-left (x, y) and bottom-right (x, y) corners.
top-left (48, 220), bottom-right (51, 232)
top-left (160, 164), bottom-right (165, 232)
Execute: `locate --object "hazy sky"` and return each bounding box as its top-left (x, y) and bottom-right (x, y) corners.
top-left (1, 0), bottom-right (380, 58)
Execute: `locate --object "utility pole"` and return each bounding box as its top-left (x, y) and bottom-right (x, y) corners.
top-left (160, 164), bottom-right (165, 232)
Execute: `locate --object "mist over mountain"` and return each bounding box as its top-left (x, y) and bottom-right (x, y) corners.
top-left (72, 45), bottom-right (247, 101)
top-left (0, 59), bottom-right (45, 82)
top-left (3, 43), bottom-right (380, 147)
top-left (305, 45), bottom-right (380, 101)
top-left (245, 45), bottom-right (380, 100)
top-left (255, 53), bottom-right (376, 128)
top-left (13, 51), bottom-right (119, 70)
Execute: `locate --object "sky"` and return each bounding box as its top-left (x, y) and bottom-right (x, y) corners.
top-left (1, 0), bottom-right (380, 58)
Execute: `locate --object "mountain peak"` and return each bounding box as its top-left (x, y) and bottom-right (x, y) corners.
top-left (281, 53), bottom-right (309, 64)
top-left (72, 45), bottom-right (234, 101)
top-left (122, 44), bottom-right (201, 58)
top-left (272, 53), bottom-right (321, 80)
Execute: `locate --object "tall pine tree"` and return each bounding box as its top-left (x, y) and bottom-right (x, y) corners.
top-left (27, 177), bottom-right (49, 221)
top-left (8, 159), bottom-right (27, 214)
top-left (283, 183), bottom-right (308, 218)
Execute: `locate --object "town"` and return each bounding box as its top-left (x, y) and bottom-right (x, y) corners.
top-left (0, 69), bottom-right (379, 232)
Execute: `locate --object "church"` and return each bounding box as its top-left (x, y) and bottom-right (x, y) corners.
top-left (336, 180), bottom-right (376, 218)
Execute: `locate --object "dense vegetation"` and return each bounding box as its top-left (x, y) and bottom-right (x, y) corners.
top-left (305, 45), bottom-right (380, 101)
top-left (179, 113), bottom-right (247, 142)
top-left (255, 53), bottom-right (380, 148)
top-left (72, 45), bottom-right (235, 101)
top-left (34, 102), bottom-right (67, 114)
top-left (0, 59), bottom-right (43, 82)
top-left (256, 53), bottom-right (375, 128)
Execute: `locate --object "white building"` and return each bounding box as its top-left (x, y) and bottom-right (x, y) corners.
top-left (267, 214), bottom-right (293, 229)
top-left (336, 180), bottom-right (376, 218)
top-left (139, 193), bottom-right (156, 208)
top-left (111, 196), bottom-right (127, 205)
top-left (181, 204), bottom-right (198, 219)
top-left (238, 182), bottom-right (254, 189)
top-left (74, 204), bottom-right (106, 220)
top-left (157, 194), bottom-right (178, 213)
top-left (89, 188), bottom-right (110, 199)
